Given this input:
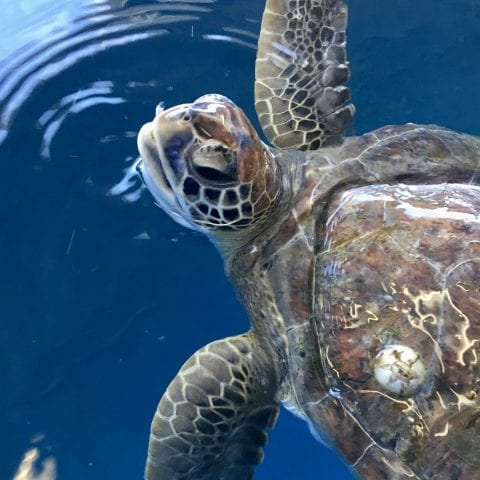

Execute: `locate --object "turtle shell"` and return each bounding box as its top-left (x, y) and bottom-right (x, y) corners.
top-left (229, 125), bottom-right (480, 479)
top-left (296, 131), bottom-right (480, 480)
top-left (308, 182), bottom-right (480, 478)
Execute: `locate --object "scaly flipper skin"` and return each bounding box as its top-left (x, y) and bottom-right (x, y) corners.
top-left (145, 334), bottom-right (279, 480)
top-left (255, 0), bottom-right (354, 149)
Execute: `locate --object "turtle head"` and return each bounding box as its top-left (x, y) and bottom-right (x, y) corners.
top-left (137, 94), bottom-right (281, 235)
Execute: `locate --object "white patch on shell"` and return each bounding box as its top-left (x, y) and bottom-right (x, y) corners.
top-left (398, 204), bottom-right (480, 223)
top-left (373, 344), bottom-right (426, 396)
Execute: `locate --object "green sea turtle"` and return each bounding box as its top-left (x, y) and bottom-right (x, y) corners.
top-left (136, 0), bottom-right (480, 478)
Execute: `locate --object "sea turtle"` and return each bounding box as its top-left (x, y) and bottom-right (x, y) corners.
top-left (136, 0), bottom-right (480, 479)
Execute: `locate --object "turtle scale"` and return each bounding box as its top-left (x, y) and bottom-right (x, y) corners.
top-left (135, 1), bottom-right (480, 478)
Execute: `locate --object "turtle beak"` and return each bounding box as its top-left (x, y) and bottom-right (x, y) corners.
top-left (137, 121), bottom-right (174, 197)
top-left (148, 105), bottom-right (196, 183)
top-left (137, 117), bottom-right (197, 230)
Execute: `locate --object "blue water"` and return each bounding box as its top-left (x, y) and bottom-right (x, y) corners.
top-left (1, 1), bottom-right (479, 479)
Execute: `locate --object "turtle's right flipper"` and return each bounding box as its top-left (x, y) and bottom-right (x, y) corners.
top-left (145, 333), bottom-right (279, 480)
top-left (255, 0), bottom-right (355, 150)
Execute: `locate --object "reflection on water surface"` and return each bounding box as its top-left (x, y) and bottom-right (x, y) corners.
top-left (1, 1), bottom-right (479, 479)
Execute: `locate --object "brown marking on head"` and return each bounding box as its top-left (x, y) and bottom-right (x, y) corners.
top-left (137, 94), bottom-right (282, 234)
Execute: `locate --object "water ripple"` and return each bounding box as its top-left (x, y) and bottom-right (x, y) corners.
top-left (202, 34), bottom-right (257, 50)
top-left (37, 81), bottom-right (127, 159)
top-left (109, 157), bottom-right (146, 203)
top-left (203, 25), bottom-right (258, 50)
top-left (0, 0), bottom-right (214, 144)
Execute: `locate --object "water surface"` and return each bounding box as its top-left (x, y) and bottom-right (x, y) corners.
top-left (1, 0), bottom-right (479, 478)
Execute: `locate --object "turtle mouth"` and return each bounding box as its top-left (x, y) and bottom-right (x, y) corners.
top-left (136, 138), bottom-right (173, 194)
top-left (137, 118), bottom-right (198, 230)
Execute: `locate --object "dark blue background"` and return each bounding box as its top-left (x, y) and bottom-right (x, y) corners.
top-left (0, 1), bottom-right (479, 479)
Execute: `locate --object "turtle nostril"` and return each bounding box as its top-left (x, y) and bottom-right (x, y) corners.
top-left (179, 108), bottom-right (195, 123)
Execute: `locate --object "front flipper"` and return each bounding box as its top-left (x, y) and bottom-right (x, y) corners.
top-left (255, 0), bottom-right (355, 150)
top-left (145, 333), bottom-right (280, 480)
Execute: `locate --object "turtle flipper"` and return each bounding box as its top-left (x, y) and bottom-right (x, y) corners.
top-left (255, 0), bottom-right (355, 150)
top-left (145, 333), bottom-right (279, 480)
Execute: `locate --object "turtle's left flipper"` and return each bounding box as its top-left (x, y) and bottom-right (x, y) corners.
top-left (145, 333), bottom-right (280, 480)
top-left (255, 0), bottom-right (355, 150)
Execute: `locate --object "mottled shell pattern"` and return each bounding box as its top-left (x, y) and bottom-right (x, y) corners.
top-left (232, 127), bottom-right (480, 480)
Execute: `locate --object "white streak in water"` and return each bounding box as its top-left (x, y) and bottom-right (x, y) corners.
top-left (40, 96), bottom-right (125, 159)
top-left (202, 34), bottom-right (257, 50)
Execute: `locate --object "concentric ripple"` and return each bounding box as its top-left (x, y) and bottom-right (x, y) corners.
top-left (0, 0), bottom-right (214, 145)
top-left (37, 80), bottom-right (126, 159)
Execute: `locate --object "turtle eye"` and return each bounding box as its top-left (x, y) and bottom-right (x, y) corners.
top-left (191, 143), bottom-right (238, 184)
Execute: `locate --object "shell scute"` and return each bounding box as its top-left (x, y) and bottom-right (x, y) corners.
top-left (309, 182), bottom-right (480, 475)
